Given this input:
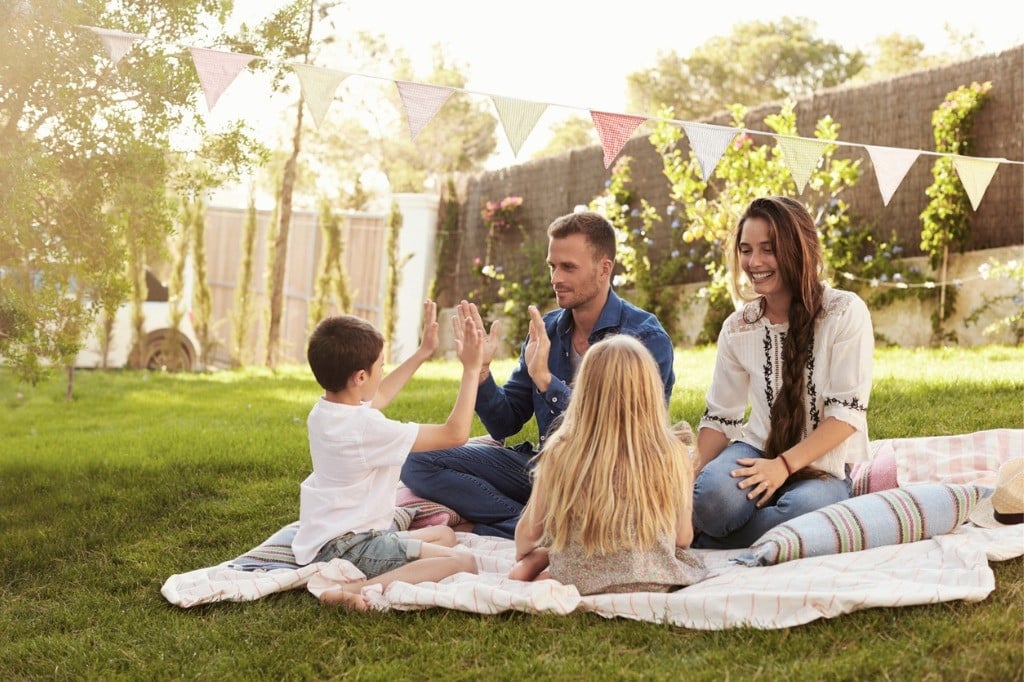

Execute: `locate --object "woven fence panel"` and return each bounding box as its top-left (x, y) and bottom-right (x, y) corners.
top-left (441, 47), bottom-right (1022, 308)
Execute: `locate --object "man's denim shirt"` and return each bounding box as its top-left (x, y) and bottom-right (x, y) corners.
top-left (474, 289), bottom-right (676, 451)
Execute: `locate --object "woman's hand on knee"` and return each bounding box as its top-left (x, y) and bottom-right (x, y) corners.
top-left (733, 457), bottom-right (789, 507)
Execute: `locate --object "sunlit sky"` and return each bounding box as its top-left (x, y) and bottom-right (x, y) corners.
top-left (209, 0), bottom-right (1022, 176)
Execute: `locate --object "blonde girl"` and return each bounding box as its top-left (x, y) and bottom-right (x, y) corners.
top-left (509, 335), bottom-right (706, 595)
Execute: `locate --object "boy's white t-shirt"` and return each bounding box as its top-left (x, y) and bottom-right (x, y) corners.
top-left (291, 397), bottom-right (419, 565)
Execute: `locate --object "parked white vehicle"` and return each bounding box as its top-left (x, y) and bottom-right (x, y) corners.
top-left (75, 267), bottom-right (202, 372)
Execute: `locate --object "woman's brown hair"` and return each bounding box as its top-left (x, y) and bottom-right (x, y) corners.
top-left (731, 197), bottom-right (825, 471)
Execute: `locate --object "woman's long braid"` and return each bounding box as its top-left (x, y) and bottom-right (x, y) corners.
top-left (764, 295), bottom-right (817, 460)
top-left (762, 195), bottom-right (824, 474)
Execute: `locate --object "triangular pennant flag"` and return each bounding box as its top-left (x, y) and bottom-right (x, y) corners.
top-left (590, 111), bottom-right (648, 168)
top-left (491, 96), bottom-right (548, 157)
top-left (681, 122), bottom-right (739, 182)
top-left (952, 156), bottom-right (1002, 210)
top-left (775, 135), bottom-right (830, 194)
top-left (86, 26), bottom-right (145, 66)
top-left (188, 47), bottom-right (255, 112)
top-left (291, 62), bottom-right (349, 129)
top-left (394, 81), bottom-right (456, 140)
top-left (864, 145), bottom-right (920, 206)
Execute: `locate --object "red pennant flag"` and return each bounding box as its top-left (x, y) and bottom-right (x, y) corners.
top-left (590, 111), bottom-right (648, 168)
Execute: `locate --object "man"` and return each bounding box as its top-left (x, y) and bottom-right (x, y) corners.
top-left (401, 210), bottom-right (676, 538)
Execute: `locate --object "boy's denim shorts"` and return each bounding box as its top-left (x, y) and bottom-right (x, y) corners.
top-left (313, 529), bottom-right (422, 579)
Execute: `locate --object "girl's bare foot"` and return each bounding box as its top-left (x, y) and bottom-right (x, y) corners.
top-left (319, 586), bottom-right (371, 611)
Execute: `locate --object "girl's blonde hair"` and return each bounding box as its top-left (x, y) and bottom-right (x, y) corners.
top-left (528, 334), bottom-right (692, 555)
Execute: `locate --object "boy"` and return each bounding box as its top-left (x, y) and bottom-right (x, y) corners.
top-left (292, 300), bottom-right (483, 610)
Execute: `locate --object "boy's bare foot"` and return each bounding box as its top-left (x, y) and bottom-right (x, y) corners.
top-left (319, 586), bottom-right (371, 611)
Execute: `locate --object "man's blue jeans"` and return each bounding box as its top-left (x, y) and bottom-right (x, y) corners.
top-left (692, 441), bottom-right (852, 549)
top-left (401, 442), bottom-right (535, 539)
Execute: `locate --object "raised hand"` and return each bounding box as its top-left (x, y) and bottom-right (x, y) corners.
top-left (454, 299), bottom-right (501, 367)
top-left (417, 299), bottom-right (439, 358)
top-left (454, 313), bottom-right (485, 371)
top-left (524, 305), bottom-right (552, 392)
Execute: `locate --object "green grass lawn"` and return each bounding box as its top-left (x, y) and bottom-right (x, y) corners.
top-left (1, 346), bottom-right (1022, 680)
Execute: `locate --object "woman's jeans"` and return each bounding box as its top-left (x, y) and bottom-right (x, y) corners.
top-left (692, 441), bottom-right (852, 549)
top-left (401, 442), bottom-right (535, 539)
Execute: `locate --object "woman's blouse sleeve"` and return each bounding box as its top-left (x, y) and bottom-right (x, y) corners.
top-left (699, 318), bottom-right (748, 441)
top-left (821, 293), bottom-right (873, 433)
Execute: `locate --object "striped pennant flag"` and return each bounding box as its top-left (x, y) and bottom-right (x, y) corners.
top-left (952, 155), bottom-right (1002, 210)
top-left (491, 96), bottom-right (548, 157)
top-left (775, 135), bottom-right (830, 194)
top-left (681, 122), bottom-right (739, 181)
top-left (291, 62), bottom-right (349, 129)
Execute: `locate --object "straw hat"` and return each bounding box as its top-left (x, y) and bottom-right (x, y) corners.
top-left (969, 458), bottom-right (1024, 528)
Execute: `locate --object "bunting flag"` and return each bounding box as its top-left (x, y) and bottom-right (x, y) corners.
top-left (591, 111), bottom-right (648, 168)
top-left (188, 47), bottom-right (255, 112)
top-left (491, 96), bottom-right (548, 157)
top-left (681, 122), bottom-right (738, 182)
top-left (395, 81), bottom-right (456, 140)
top-left (864, 145), bottom-right (921, 206)
top-left (952, 156), bottom-right (1002, 210)
top-left (86, 27), bottom-right (145, 66)
top-left (290, 62), bottom-right (349, 129)
top-left (73, 24), bottom-right (1024, 212)
top-left (775, 135), bottom-right (830, 194)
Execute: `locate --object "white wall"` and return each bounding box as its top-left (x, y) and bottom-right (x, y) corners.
top-left (389, 193), bottom-right (441, 363)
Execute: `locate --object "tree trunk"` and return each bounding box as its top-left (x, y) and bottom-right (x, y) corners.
top-left (264, 108), bottom-right (303, 369)
top-left (264, 1), bottom-right (315, 369)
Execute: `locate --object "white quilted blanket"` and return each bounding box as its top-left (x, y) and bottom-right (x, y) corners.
top-left (161, 429), bottom-right (1024, 629)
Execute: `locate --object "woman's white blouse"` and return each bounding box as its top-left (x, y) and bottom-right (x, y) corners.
top-left (699, 286), bottom-right (874, 479)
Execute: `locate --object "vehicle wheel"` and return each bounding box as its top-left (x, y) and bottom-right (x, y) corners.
top-left (135, 330), bottom-right (196, 372)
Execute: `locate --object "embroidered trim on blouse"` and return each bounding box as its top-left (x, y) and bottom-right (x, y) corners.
top-left (824, 396), bottom-right (869, 412)
top-left (806, 327), bottom-right (820, 430)
top-left (762, 326), bottom-right (774, 407)
top-left (701, 408), bottom-right (743, 427)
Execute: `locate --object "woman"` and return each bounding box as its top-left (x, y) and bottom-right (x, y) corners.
top-left (692, 196), bottom-right (874, 549)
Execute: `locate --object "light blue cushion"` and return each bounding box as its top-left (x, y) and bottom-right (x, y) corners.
top-left (732, 483), bottom-right (989, 567)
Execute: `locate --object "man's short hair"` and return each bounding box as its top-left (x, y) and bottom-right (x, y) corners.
top-left (547, 210), bottom-right (617, 262)
top-left (307, 315), bottom-right (383, 392)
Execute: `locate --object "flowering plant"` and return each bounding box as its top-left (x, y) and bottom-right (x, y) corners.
top-left (480, 196), bottom-right (523, 234)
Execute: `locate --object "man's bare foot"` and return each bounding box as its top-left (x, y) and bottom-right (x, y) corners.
top-left (319, 586), bottom-right (371, 611)
top-left (452, 521), bottom-right (475, 533)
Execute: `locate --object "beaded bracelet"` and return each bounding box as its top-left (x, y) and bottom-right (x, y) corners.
top-left (779, 453), bottom-right (795, 476)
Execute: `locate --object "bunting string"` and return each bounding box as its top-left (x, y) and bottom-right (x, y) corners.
top-left (838, 271), bottom-right (985, 289)
top-left (78, 24), bottom-right (1023, 211)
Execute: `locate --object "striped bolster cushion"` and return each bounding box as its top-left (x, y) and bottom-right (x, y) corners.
top-left (732, 483), bottom-right (988, 567)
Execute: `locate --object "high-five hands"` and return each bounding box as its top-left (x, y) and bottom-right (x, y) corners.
top-left (524, 305), bottom-right (552, 392)
top-left (451, 300), bottom-right (499, 376)
top-left (453, 313), bottom-right (485, 371)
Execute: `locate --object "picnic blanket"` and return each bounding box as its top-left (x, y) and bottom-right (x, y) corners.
top-left (161, 429), bottom-right (1024, 629)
